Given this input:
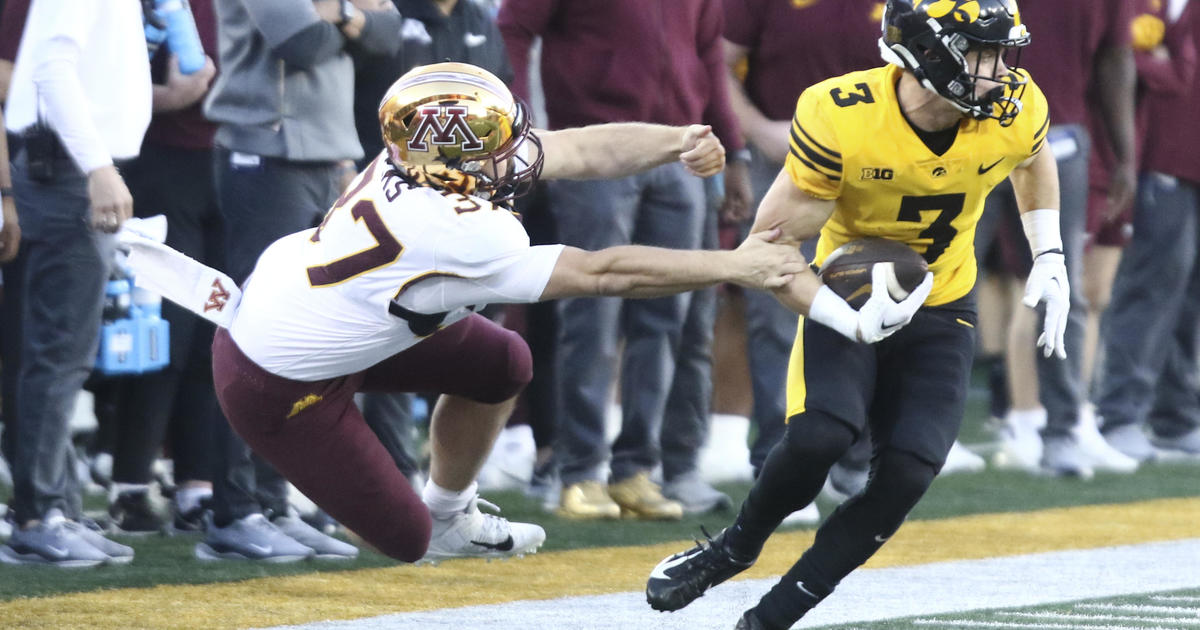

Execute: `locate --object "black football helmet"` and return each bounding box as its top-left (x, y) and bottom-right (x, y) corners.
top-left (879, 0), bottom-right (1031, 125)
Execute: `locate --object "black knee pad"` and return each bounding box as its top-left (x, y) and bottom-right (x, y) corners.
top-left (781, 409), bottom-right (858, 469)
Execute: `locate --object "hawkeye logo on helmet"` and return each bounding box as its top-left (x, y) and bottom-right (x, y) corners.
top-left (918, 0), bottom-right (981, 23)
top-left (408, 105), bottom-right (484, 152)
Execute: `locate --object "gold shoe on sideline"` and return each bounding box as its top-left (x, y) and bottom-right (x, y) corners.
top-left (557, 481), bottom-right (621, 520)
top-left (608, 472), bottom-right (683, 521)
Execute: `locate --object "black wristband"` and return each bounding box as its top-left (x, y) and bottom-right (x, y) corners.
top-left (1034, 248), bottom-right (1064, 258)
top-left (0, 186), bottom-right (13, 199)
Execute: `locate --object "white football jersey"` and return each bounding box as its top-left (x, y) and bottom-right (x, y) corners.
top-left (229, 153), bottom-right (565, 380)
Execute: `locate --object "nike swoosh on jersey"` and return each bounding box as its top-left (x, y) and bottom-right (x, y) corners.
top-left (796, 581), bottom-right (820, 599)
top-left (464, 33), bottom-right (487, 47)
top-left (874, 534), bottom-right (890, 543)
top-left (471, 535), bottom-right (514, 552)
top-left (649, 549), bottom-right (696, 581)
top-left (977, 158), bottom-right (1004, 174)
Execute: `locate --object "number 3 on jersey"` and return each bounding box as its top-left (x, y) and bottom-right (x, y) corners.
top-left (307, 199), bottom-right (404, 286)
top-left (897, 193), bottom-right (965, 264)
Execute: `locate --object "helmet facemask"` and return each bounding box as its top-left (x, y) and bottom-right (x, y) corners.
top-left (457, 100), bottom-right (544, 205)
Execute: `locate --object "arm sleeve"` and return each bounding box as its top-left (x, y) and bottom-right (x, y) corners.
top-left (783, 88), bottom-right (843, 200)
top-left (414, 207), bottom-right (566, 310)
top-left (1135, 6), bottom-right (1198, 95)
top-left (497, 0), bottom-right (557, 105)
top-left (1104, 0), bottom-right (1137, 48)
top-left (699, 0), bottom-right (744, 151)
top-left (32, 0), bottom-right (112, 173)
top-left (271, 21), bottom-right (347, 70)
top-left (243, 0), bottom-right (325, 50)
top-left (723, 0), bottom-right (763, 48)
top-left (0, 0), bottom-right (31, 62)
top-left (353, 9), bottom-right (405, 57)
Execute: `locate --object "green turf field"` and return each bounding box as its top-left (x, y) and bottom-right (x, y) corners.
top-left (2, 365), bottom-right (1199, 605)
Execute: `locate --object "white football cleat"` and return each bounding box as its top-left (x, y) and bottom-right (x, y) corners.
top-left (423, 496), bottom-right (545, 561)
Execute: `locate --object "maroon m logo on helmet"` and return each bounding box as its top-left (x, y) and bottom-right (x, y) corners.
top-left (408, 105), bottom-right (485, 153)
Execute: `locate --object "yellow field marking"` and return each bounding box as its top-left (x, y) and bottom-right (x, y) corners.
top-left (4, 497), bottom-right (1200, 630)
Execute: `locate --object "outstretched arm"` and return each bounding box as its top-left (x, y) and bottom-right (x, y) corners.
top-left (538, 123), bottom-right (725, 181)
top-left (539, 228), bottom-right (806, 300)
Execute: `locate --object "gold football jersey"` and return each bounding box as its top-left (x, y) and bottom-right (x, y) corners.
top-left (786, 64), bottom-right (1049, 305)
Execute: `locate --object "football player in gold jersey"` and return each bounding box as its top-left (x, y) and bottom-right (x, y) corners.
top-left (647, 1), bottom-right (1069, 628)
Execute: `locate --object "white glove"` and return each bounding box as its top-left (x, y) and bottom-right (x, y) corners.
top-left (1023, 251), bottom-right (1069, 359)
top-left (810, 264), bottom-right (934, 344)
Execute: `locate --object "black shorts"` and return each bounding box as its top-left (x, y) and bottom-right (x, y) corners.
top-left (784, 295), bottom-right (978, 469)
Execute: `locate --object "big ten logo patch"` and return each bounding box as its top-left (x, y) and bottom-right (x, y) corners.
top-left (861, 167), bottom-right (895, 181)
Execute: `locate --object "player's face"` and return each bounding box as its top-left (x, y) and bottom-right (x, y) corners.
top-left (965, 45), bottom-right (1011, 98)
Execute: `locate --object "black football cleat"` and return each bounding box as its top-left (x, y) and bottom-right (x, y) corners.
top-left (646, 527), bottom-right (755, 612)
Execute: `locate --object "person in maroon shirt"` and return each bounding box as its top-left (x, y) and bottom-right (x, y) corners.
top-left (1085, 0), bottom-right (1197, 383)
top-left (499, 0), bottom-right (753, 521)
top-left (100, 0), bottom-right (226, 537)
top-left (1098, 0), bottom-right (1200, 459)
top-left (987, 0), bottom-right (1139, 478)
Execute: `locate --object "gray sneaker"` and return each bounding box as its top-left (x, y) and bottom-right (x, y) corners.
top-left (1150, 427), bottom-right (1200, 455)
top-left (828, 461), bottom-right (870, 498)
top-left (71, 519), bottom-right (135, 564)
top-left (662, 473), bottom-right (733, 515)
top-left (1102, 423), bottom-right (1158, 462)
top-left (271, 509), bottom-right (358, 560)
top-left (0, 505), bottom-right (11, 542)
top-left (0, 510), bottom-right (110, 568)
top-left (1040, 435), bottom-right (1095, 480)
top-left (195, 513), bottom-right (314, 562)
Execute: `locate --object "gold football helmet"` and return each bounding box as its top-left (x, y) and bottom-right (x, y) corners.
top-left (378, 62), bottom-right (542, 201)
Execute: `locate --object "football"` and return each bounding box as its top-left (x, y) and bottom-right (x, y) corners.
top-left (817, 238), bottom-right (929, 309)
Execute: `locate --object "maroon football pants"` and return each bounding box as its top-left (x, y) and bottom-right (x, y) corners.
top-left (212, 314), bottom-right (533, 561)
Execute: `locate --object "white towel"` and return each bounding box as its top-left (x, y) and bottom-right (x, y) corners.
top-left (117, 224), bottom-right (241, 329)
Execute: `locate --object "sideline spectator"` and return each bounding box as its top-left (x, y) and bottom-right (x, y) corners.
top-left (1098, 0), bottom-right (1200, 459)
top-left (1, 0), bottom-right (148, 566)
top-left (500, 0), bottom-right (754, 522)
top-left (990, 0), bottom-right (1138, 478)
top-left (106, 0), bottom-right (220, 535)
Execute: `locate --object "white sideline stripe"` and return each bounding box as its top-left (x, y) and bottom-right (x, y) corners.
top-left (913, 620), bottom-right (1173, 629)
top-left (1153, 597), bottom-right (1200, 603)
top-left (261, 539), bottom-right (1200, 630)
top-left (1002, 611), bottom-right (1200, 625)
top-left (1079, 604), bottom-right (1200, 615)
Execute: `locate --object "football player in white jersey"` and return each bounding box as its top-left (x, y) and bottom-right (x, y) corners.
top-left (124, 62), bottom-right (927, 563)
